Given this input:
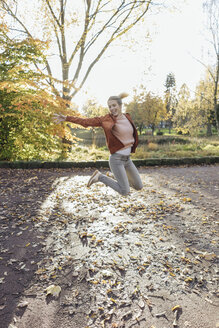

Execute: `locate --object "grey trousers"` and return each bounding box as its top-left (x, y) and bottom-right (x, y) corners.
top-left (99, 153), bottom-right (143, 195)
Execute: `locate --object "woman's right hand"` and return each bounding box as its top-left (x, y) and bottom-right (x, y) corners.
top-left (53, 113), bottom-right (66, 124)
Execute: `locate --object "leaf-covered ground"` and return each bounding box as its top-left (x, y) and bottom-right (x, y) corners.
top-left (0, 165), bottom-right (218, 328)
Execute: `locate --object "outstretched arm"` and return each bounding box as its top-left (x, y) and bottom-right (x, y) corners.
top-left (53, 113), bottom-right (103, 128)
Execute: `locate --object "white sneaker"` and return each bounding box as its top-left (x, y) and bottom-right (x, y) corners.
top-left (87, 170), bottom-right (101, 187)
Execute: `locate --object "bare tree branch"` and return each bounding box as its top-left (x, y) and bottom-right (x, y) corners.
top-left (70, 0), bottom-right (152, 99)
top-left (68, 0), bottom-right (101, 68)
top-left (44, 0), bottom-right (61, 28)
top-left (52, 22), bottom-right (63, 60)
top-left (1, 0), bottom-right (33, 37)
top-left (69, 0), bottom-right (92, 83)
top-left (1, 0), bottom-right (156, 101)
top-left (83, 1), bottom-right (126, 55)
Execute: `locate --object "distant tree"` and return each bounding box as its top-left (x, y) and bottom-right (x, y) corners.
top-left (164, 72), bottom-right (177, 133)
top-left (82, 99), bottom-right (108, 118)
top-left (143, 92), bottom-right (166, 135)
top-left (126, 87), bottom-right (166, 135)
top-left (126, 91), bottom-right (146, 135)
top-left (164, 72), bottom-right (176, 91)
top-left (172, 83), bottom-right (208, 135)
top-left (173, 84), bottom-right (190, 134)
top-left (195, 70), bottom-right (216, 135)
top-left (173, 79), bottom-right (218, 135)
top-left (194, 0), bottom-right (219, 135)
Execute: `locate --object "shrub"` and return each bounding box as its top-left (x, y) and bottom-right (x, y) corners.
top-left (75, 147), bottom-right (82, 151)
top-left (203, 144), bottom-right (219, 152)
top-left (156, 137), bottom-right (190, 145)
top-left (99, 146), bottom-right (108, 151)
top-left (148, 142), bottom-right (158, 150)
top-left (133, 147), bottom-right (150, 159)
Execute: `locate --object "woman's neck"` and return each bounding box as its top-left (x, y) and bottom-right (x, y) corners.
top-left (115, 113), bottom-right (124, 119)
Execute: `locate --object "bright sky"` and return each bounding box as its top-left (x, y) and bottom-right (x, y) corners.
top-left (73, 0), bottom-right (209, 109)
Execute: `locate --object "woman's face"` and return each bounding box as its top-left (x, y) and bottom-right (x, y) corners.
top-left (108, 100), bottom-right (122, 117)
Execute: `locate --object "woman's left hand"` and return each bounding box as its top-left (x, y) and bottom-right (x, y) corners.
top-left (53, 113), bottom-right (66, 124)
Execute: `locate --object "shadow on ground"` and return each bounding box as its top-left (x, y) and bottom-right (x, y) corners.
top-left (0, 168), bottom-right (84, 328)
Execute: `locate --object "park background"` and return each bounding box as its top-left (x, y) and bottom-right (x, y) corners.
top-left (0, 3), bottom-right (219, 327)
top-left (0, 0), bottom-right (219, 162)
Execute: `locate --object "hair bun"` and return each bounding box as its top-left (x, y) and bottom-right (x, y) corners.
top-left (118, 92), bottom-right (129, 99)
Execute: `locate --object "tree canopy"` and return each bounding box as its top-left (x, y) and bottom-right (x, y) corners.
top-left (0, 0), bottom-right (157, 102)
top-left (126, 87), bottom-right (166, 135)
top-left (199, 0), bottom-right (219, 133)
top-left (0, 23), bottom-right (74, 160)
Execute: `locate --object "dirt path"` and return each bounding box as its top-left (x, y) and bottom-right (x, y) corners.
top-left (0, 165), bottom-right (218, 328)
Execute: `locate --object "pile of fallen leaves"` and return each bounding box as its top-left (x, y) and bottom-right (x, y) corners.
top-left (0, 168), bottom-right (218, 328)
top-left (29, 175), bottom-right (218, 327)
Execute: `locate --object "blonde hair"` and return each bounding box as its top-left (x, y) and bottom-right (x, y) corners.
top-left (108, 92), bottom-right (129, 106)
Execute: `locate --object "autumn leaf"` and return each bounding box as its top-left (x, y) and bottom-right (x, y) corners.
top-left (45, 285), bottom-right (61, 297)
top-left (18, 301), bottom-right (29, 308)
top-left (201, 252), bottom-right (216, 261)
top-left (110, 297), bottom-right (117, 304)
top-left (90, 280), bottom-right (99, 285)
top-left (184, 277), bottom-right (193, 283)
top-left (172, 305), bottom-right (181, 312)
top-left (182, 197), bottom-right (192, 202)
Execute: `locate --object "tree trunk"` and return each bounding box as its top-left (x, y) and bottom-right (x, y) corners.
top-left (168, 120), bottom-right (172, 134)
top-left (213, 55), bottom-right (219, 134)
top-left (139, 123), bottom-right (144, 135)
top-left (206, 122), bottom-right (212, 136)
top-left (151, 125), bottom-right (155, 136)
top-left (215, 104), bottom-right (219, 135)
top-left (92, 128), bottom-right (96, 147)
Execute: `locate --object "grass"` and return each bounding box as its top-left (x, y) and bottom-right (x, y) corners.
top-left (132, 136), bottom-right (219, 159)
top-left (62, 135), bottom-right (219, 161)
top-left (65, 145), bottom-right (109, 161)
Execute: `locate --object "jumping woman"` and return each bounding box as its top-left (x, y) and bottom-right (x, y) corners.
top-left (53, 93), bottom-right (143, 196)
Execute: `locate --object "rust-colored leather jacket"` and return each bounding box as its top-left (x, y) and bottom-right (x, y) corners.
top-left (66, 113), bottom-right (138, 154)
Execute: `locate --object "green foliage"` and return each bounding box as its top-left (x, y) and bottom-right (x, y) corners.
top-left (138, 136), bottom-right (190, 145)
top-left (0, 91), bottom-right (60, 160)
top-left (0, 24), bottom-right (64, 160)
top-left (164, 72), bottom-right (176, 91)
